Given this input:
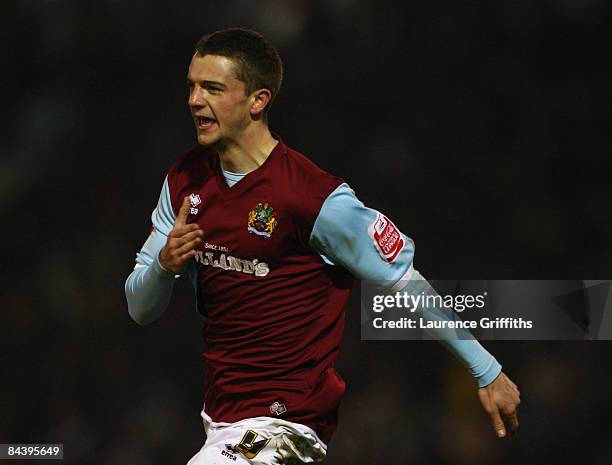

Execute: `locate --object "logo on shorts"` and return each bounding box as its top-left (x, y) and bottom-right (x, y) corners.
top-left (269, 401), bottom-right (287, 416)
top-left (368, 213), bottom-right (404, 263)
top-left (221, 444), bottom-right (238, 461)
top-left (234, 430), bottom-right (270, 459)
top-left (247, 202), bottom-right (277, 238)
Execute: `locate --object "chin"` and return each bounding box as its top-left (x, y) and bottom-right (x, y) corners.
top-left (196, 132), bottom-right (219, 147)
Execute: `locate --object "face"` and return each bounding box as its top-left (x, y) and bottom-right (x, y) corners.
top-left (186, 54), bottom-right (252, 146)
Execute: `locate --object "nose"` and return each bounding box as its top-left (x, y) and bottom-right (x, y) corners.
top-left (188, 85), bottom-right (206, 108)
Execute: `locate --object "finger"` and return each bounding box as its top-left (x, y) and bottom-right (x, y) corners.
top-left (510, 382), bottom-right (521, 398)
top-left (176, 229), bottom-right (204, 244)
top-left (506, 409), bottom-right (519, 431)
top-left (172, 223), bottom-right (202, 238)
top-left (175, 196), bottom-right (191, 227)
top-left (175, 237), bottom-right (202, 256)
top-left (179, 249), bottom-right (198, 262)
top-left (489, 407), bottom-right (507, 438)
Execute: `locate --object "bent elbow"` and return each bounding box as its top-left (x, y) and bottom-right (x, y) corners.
top-left (127, 303), bottom-right (155, 326)
top-left (124, 266), bottom-right (173, 326)
top-left (125, 276), bottom-right (155, 326)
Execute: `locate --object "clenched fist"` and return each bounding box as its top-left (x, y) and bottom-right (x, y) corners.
top-left (159, 196), bottom-right (204, 273)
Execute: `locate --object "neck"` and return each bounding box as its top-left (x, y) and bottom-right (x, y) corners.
top-left (215, 124), bottom-right (278, 174)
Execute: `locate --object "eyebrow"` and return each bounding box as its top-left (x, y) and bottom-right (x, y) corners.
top-left (185, 78), bottom-right (227, 89)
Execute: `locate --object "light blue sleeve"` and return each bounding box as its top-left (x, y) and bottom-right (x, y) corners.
top-left (124, 176), bottom-right (197, 325)
top-left (398, 270), bottom-right (502, 387)
top-left (309, 183), bottom-right (501, 387)
top-left (309, 184), bottom-right (416, 282)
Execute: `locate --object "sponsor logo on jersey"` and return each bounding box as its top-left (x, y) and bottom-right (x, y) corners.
top-left (368, 213), bottom-right (404, 263)
top-left (189, 193), bottom-right (201, 215)
top-left (195, 250), bottom-right (270, 277)
top-left (189, 193), bottom-right (202, 207)
top-left (269, 401), bottom-right (287, 416)
top-left (234, 430), bottom-right (270, 459)
top-left (247, 202), bottom-right (277, 238)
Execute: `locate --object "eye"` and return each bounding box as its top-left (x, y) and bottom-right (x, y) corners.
top-left (207, 87), bottom-right (222, 94)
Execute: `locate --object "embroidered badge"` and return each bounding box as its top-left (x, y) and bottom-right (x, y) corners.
top-left (189, 193), bottom-right (201, 215)
top-left (368, 213), bottom-right (405, 263)
top-left (269, 401), bottom-right (287, 416)
top-left (234, 430), bottom-right (270, 459)
top-left (247, 202), bottom-right (277, 238)
top-left (189, 193), bottom-right (202, 207)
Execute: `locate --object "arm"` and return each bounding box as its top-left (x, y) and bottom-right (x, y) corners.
top-left (398, 272), bottom-right (502, 386)
top-left (124, 176), bottom-right (201, 325)
top-left (310, 183), bottom-right (520, 436)
top-left (125, 228), bottom-right (179, 325)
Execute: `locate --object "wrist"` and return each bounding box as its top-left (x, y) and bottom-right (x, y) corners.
top-left (154, 250), bottom-right (178, 277)
top-left (477, 361), bottom-right (502, 388)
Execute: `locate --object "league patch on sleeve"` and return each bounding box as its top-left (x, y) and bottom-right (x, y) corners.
top-left (368, 213), bottom-right (405, 263)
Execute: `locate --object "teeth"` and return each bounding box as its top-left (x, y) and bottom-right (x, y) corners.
top-left (197, 116), bottom-right (216, 127)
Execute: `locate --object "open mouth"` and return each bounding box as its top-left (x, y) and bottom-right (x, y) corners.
top-left (196, 116), bottom-right (217, 130)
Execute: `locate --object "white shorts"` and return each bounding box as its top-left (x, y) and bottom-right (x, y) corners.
top-left (186, 411), bottom-right (327, 465)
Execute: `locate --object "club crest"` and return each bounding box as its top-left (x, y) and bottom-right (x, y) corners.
top-left (247, 202), bottom-right (277, 238)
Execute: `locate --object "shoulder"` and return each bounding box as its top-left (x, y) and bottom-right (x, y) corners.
top-left (168, 145), bottom-right (217, 184)
top-left (273, 139), bottom-right (345, 239)
top-left (281, 141), bottom-right (344, 201)
top-left (166, 145), bottom-right (217, 212)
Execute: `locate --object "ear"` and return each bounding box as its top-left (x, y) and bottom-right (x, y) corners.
top-left (250, 89), bottom-right (272, 117)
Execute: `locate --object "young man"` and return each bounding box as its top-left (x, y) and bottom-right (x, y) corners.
top-left (125, 28), bottom-right (520, 465)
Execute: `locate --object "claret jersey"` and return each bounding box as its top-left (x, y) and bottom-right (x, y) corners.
top-left (126, 134), bottom-right (502, 444)
top-left (166, 136), bottom-right (353, 442)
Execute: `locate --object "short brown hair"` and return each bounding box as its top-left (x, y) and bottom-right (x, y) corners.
top-left (195, 28), bottom-right (283, 116)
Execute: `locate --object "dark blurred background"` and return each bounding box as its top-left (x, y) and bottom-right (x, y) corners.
top-left (2, 0), bottom-right (611, 464)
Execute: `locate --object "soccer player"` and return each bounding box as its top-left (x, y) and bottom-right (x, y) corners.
top-left (125, 28), bottom-right (520, 465)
